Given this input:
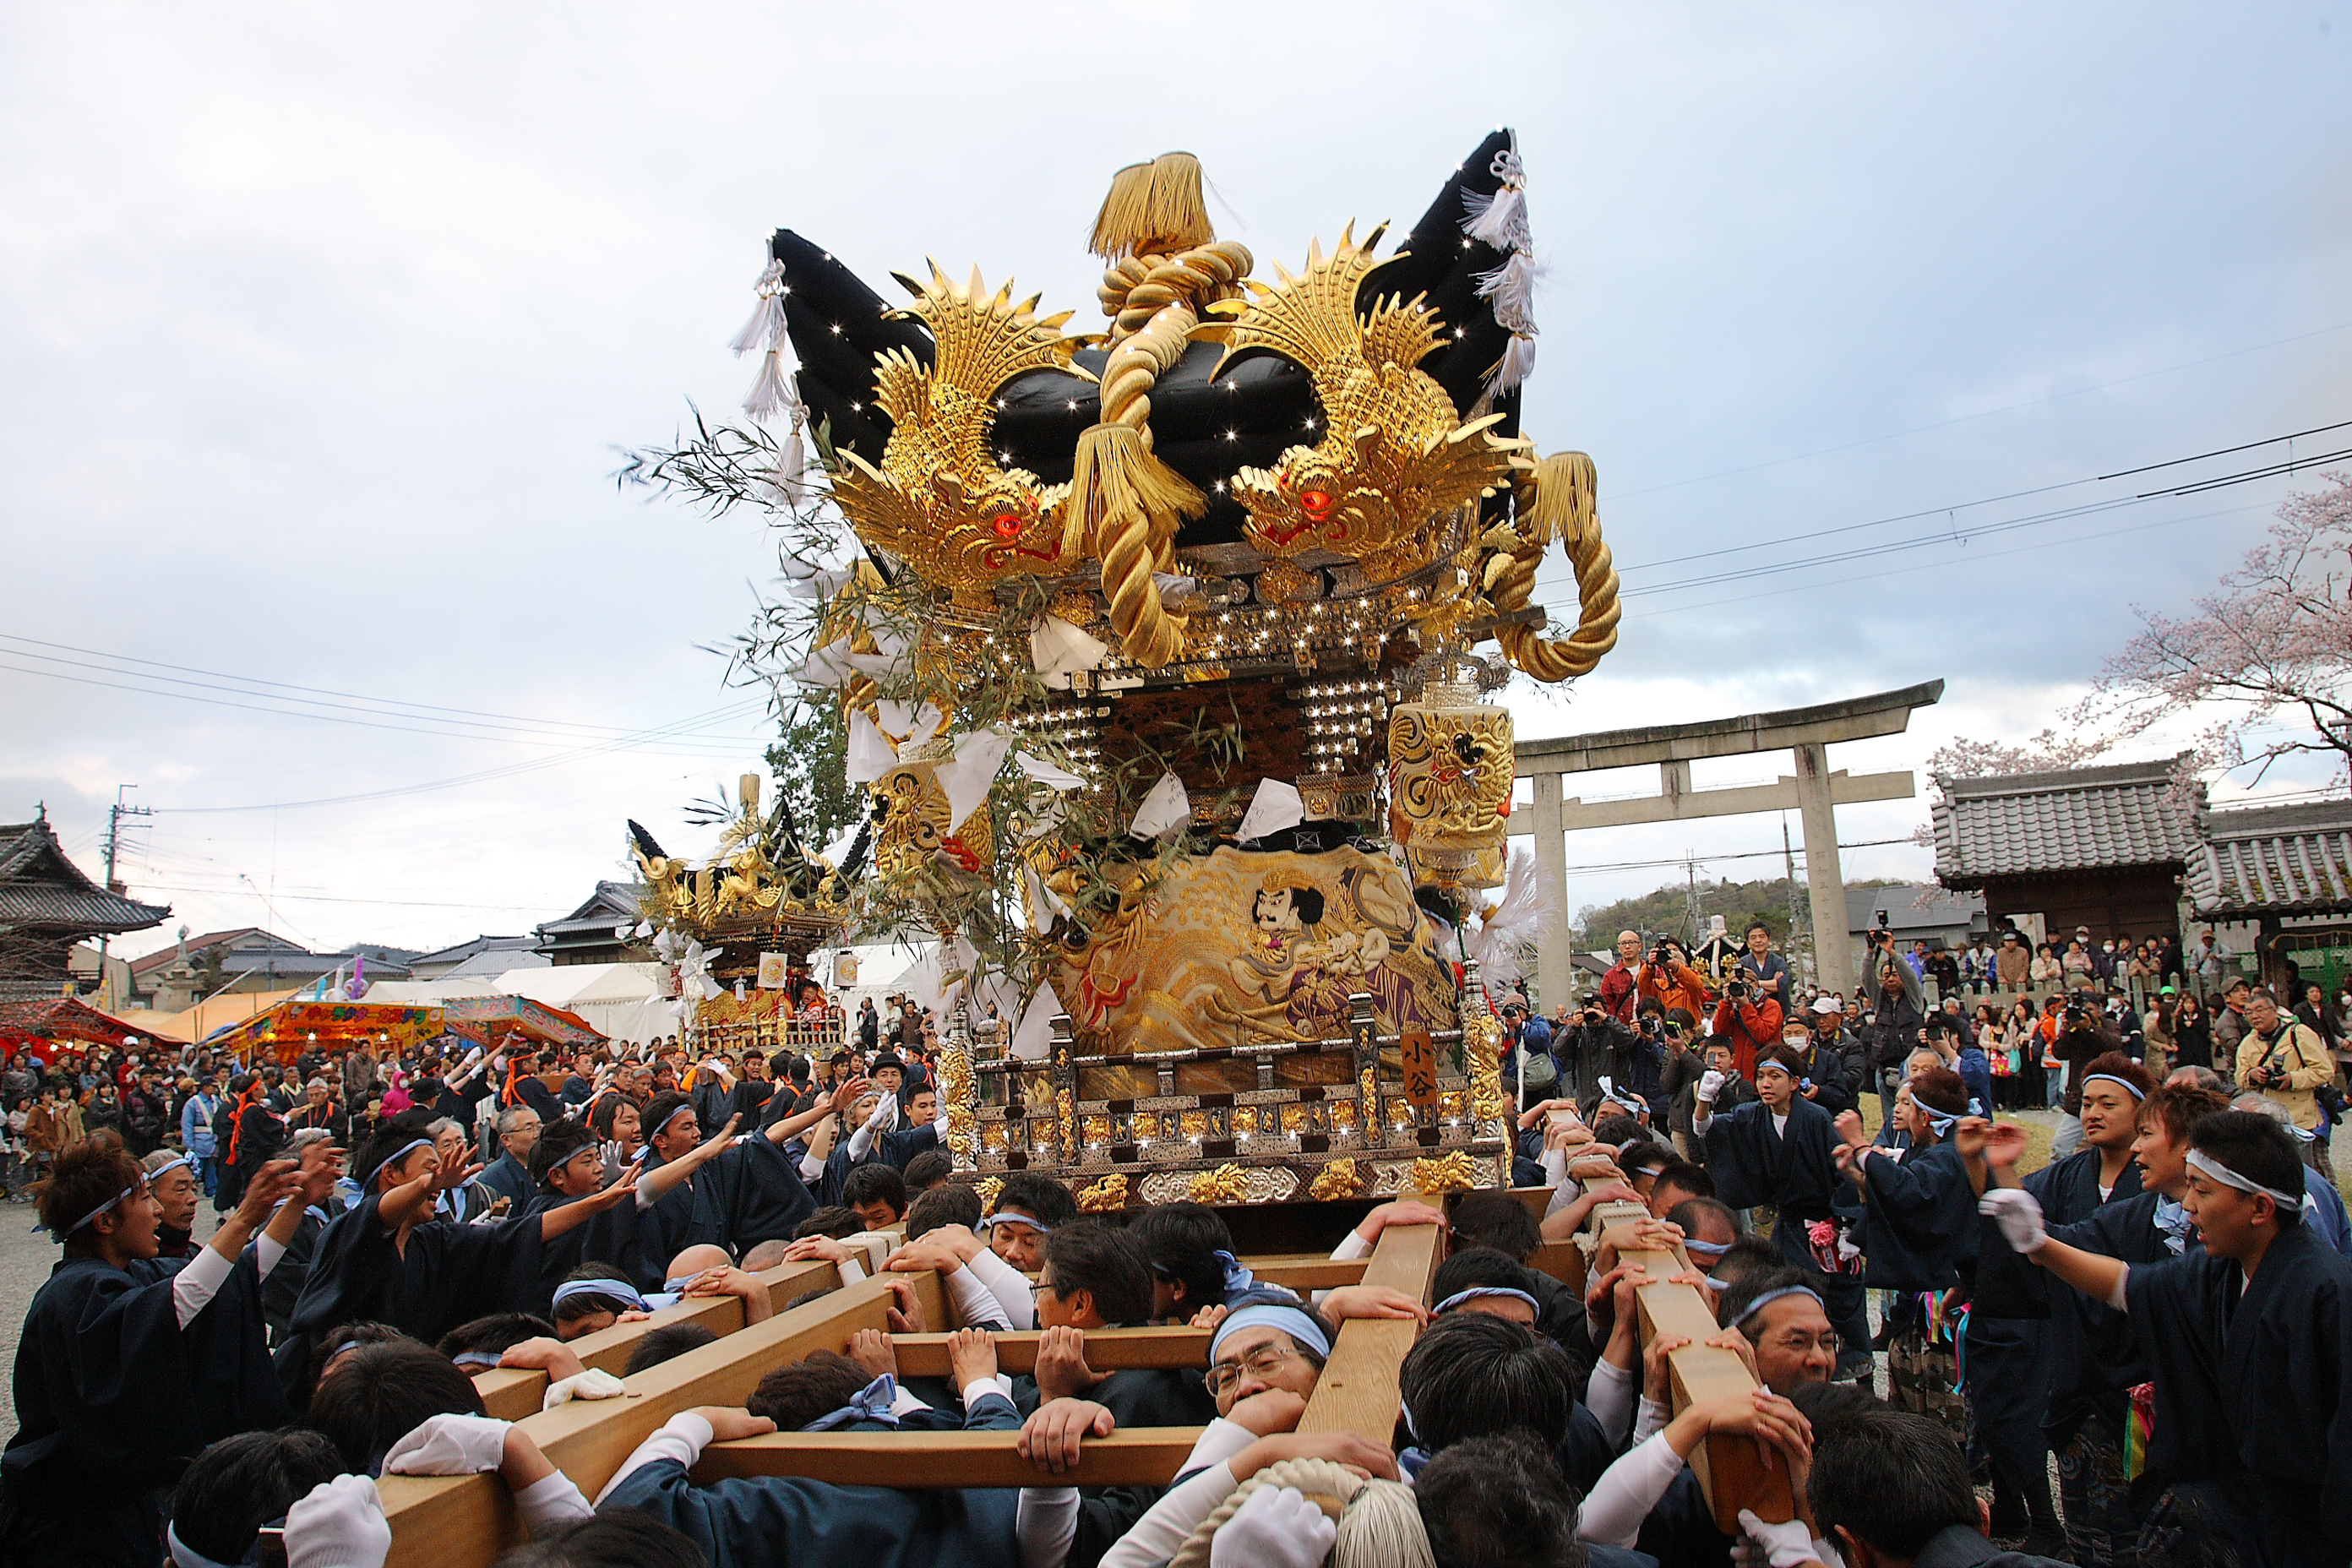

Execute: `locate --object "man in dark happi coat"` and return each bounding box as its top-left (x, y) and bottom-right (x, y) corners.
top-left (1986, 1109), bottom-right (2352, 1567)
top-left (1696, 1043), bottom-right (1871, 1376)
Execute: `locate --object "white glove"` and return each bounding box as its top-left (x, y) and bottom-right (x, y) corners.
top-left (1736, 1509), bottom-right (1826, 1568)
top-left (286, 1475), bottom-right (390, 1568)
top-left (381, 1412), bottom-right (512, 1475)
top-left (1212, 1485), bottom-right (1337, 1568)
top-left (542, 1368), bottom-right (629, 1411)
top-left (864, 1095), bottom-right (898, 1132)
top-left (1979, 1188), bottom-right (2049, 1253)
top-left (1696, 1070), bottom-right (1727, 1103)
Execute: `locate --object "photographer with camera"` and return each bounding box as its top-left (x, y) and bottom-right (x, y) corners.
top-left (2047, 992), bottom-right (2121, 1160)
top-left (2235, 988), bottom-right (2337, 1179)
top-left (1709, 967), bottom-right (1783, 1084)
top-left (1860, 928), bottom-right (1929, 1135)
top-left (1554, 998), bottom-right (1640, 1106)
top-left (1636, 935), bottom-right (1714, 1022)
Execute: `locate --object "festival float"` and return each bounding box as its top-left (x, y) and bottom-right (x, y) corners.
top-left (622, 129), bottom-right (1621, 1209)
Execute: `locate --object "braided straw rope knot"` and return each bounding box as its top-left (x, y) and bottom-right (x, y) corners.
top-left (1168, 1457), bottom-right (1433, 1568)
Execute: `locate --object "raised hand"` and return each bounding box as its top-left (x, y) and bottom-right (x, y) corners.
top-left (1017, 1396), bottom-right (1113, 1474)
top-left (945, 1326), bottom-right (998, 1389)
top-left (1032, 1323), bottom-right (1100, 1402)
top-left (830, 1075), bottom-right (875, 1116)
top-left (847, 1327), bottom-right (898, 1380)
top-left (1832, 1108), bottom-right (1866, 1150)
top-left (1981, 1120), bottom-right (2032, 1169)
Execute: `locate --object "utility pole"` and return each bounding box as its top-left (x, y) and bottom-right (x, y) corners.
top-left (1682, 852), bottom-right (1703, 947)
top-left (1782, 816), bottom-right (1809, 988)
top-left (98, 786), bottom-right (151, 1008)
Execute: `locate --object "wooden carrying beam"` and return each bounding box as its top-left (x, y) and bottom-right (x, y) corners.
top-left (1298, 1204), bottom-right (1443, 1441)
top-left (471, 1258), bottom-right (841, 1420)
top-left (1582, 1186), bottom-right (1794, 1533)
top-left (694, 1428), bottom-right (1206, 1488)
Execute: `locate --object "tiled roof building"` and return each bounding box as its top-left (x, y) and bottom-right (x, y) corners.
top-left (0, 813), bottom-right (169, 1001)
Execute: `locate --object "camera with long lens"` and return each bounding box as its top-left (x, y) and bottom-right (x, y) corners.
top-left (1727, 978), bottom-right (1749, 999)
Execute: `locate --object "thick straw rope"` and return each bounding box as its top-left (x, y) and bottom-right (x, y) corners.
top-left (1166, 1456), bottom-right (1432, 1568)
top-left (1492, 451), bottom-right (1620, 681)
top-left (1085, 241), bottom-right (1253, 666)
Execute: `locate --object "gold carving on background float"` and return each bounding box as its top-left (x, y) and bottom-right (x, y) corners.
top-left (974, 1176), bottom-right (1004, 1212)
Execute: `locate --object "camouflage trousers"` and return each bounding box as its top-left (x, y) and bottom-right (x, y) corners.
top-left (1886, 1319), bottom-right (1968, 1445)
top-left (2054, 1413), bottom-right (2138, 1568)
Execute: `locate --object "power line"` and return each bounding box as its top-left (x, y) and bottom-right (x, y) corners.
top-left (1564, 836), bottom-right (1918, 877)
top-left (0, 631), bottom-right (749, 743)
top-left (1598, 318), bottom-right (2352, 504)
top-left (1605, 419), bottom-right (2349, 580)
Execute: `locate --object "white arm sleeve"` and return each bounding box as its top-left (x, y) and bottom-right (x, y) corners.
top-left (512, 1471), bottom-right (592, 1534)
top-left (595, 1412), bottom-right (713, 1505)
top-left (945, 1262), bottom-right (1009, 1328)
top-left (1097, 1454), bottom-right (1254, 1568)
top-left (1632, 1396), bottom-right (1670, 1446)
top-left (1330, 1229), bottom-right (1372, 1262)
top-left (799, 1151), bottom-right (828, 1183)
top-left (256, 1233), bottom-right (289, 1280)
top-left (1576, 1431), bottom-right (1688, 1548)
top-left (966, 1246), bottom-right (1038, 1330)
top-left (1584, 1354), bottom-right (1636, 1446)
top-left (848, 1097), bottom-right (897, 1160)
top-left (1540, 1144), bottom-right (1570, 1189)
top-left (2108, 1265), bottom-right (2130, 1312)
top-left (1691, 1102), bottom-right (1715, 1135)
top-left (1017, 1488), bottom-right (1081, 1568)
top-left (836, 1254), bottom-right (865, 1285)
top-left (173, 1244), bottom-right (236, 1330)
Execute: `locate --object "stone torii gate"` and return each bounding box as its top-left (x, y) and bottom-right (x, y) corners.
top-left (1512, 680), bottom-right (1944, 1006)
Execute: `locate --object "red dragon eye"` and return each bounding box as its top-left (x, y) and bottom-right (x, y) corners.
top-left (1299, 488), bottom-right (1334, 519)
top-left (990, 513), bottom-right (1023, 539)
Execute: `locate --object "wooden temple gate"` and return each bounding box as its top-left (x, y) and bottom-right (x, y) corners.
top-left (378, 1178), bottom-right (1789, 1565)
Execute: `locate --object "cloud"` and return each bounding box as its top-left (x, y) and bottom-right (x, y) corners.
top-left (3, 3), bottom-right (2345, 961)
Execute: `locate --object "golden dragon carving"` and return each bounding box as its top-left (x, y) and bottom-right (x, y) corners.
top-left (828, 265), bottom-right (1093, 608)
top-left (1206, 225), bottom-right (1532, 570)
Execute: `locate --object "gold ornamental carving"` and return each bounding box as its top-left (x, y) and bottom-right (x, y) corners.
top-left (1409, 1150), bottom-right (1478, 1193)
top-left (827, 267), bottom-right (1092, 609)
top-left (1309, 1158), bottom-right (1366, 1200)
top-left (1386, 681), bottom-right (1512, 890)
top-left (1076, 1173), bottom-right (1130, 1212)
top-left (1208, 226), bottom-right (1530, 568)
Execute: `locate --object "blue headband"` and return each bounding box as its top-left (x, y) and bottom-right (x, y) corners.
top-left (653, 1102), bottom-right (695, 1140)
top-left (1918, 1105), bottom-right (1962, 1138)
top-left (1211, 1303), bottom-right (1333, 1362)
top-left (144, 1155), bottom-right (193, 1185)
top-left (364, 1137), bottom-right (435, 1190)
top-left (1734, 1284), bottom-right (1825, 1327)
top-left (2082, 1072), bottom-right (2148, 1102)
top-left (1682, 1236), bottom-right (1732, 1260)
top-left (802, 1374), bottom-right (900, 1430)
top-left (1434, 1287), bottom-right (1542, 1317)
top-left (46, 1180), bottom-right (139, 1238)
top-left (553, 1277), bottom-right (647, 1313)
top-left (451, 1350), bottom-right (504, 1370)
top-left (983, 1208), bottom-right (1052, 1234)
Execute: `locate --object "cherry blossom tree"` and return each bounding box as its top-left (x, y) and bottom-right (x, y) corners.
top-left (2083, 472), bottom-right (2351, 789)
top-left (1914, 476), bottom-right (2349, 842)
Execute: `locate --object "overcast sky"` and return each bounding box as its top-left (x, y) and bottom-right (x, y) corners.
top-left (5, 3), bottom-right (2347, 961)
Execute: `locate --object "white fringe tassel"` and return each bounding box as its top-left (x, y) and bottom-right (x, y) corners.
top-left (1486, 334), bottom-right (1538, 397)
top-left (743, 347), bottom-right (798, 423)
top-left (727, 259), bottom-right (787, 356)
top-left (1461, 183), bottom-right (1531, 253)
top-left (1474, 252), bottom-right (1538, 335)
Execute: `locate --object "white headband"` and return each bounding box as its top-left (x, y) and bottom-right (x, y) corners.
top-left (2082, 1072), bottom-right (2147, 1102)
top-left (1733, 1284), bottom-right (1824, 1326)
top-left (2185, 1148), bottom-right (2301, 1209)
top-left (1433, 1286), bottom-right (1542, 1317)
